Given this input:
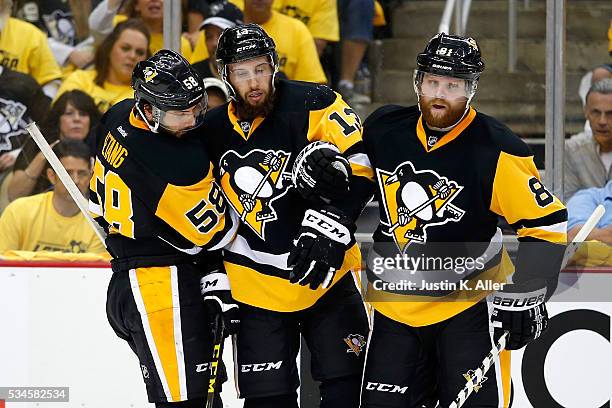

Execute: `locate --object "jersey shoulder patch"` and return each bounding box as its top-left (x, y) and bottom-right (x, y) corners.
top-left (276, 79), bottom-right (337, 112)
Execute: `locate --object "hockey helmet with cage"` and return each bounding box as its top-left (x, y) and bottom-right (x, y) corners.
top-left (414, 33), bottom-right (484, 102)
top-left (216, 23), bottom-right (279, 100)
top-left (132, 49), bottom-right (207, 133)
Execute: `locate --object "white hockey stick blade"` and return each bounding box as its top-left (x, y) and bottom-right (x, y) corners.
top-left (560, 204), bottom-right (605, 269)
top-left (26, 122), bottom-right (107, 247)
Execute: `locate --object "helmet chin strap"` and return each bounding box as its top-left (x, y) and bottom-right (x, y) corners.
top-left (135, 102), bottom-right (161, 133)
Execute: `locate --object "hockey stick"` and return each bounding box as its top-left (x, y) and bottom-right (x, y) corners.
top-left (26, 122), bottom-right (107, 247)
top-left (560, 204), bottom-right (606, 269)
top-left (240, 165), bottom-right (275, 221)
top-left (448, 205), bottom-right (606, 408)
top-left (448, 331), bottom-right (509, 408)
top-left (205, 314), bottom-right (225, 408)
top-left (388, 193), bottom-right (441, 233)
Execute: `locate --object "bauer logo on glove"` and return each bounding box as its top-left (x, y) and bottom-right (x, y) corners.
top-left (291, 141), bottom-right (352, 203)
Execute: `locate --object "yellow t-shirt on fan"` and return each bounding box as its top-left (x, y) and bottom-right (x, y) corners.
top-left (191, 11), bottom-right (325, 83)
top-left (0, 192), bottom-right (107, 254)
top-left (56, 69), bottom-right (134, 113)
top-left (0, 17), bottom-right (62, 85)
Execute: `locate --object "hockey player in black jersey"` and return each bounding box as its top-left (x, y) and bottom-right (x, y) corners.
top-left (353, 34), bottom-right (568, 407)
top-left (200, 24), bottom-right (375, 408)
top-left (89, 49), bottom-right (239, 407)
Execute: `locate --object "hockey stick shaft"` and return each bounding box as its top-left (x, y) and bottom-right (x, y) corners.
top-left (26, 122), bottom-right (107, 247)
top-left (388, 193), bottom-right (440, 233)
top-left (448, 331), bottom-right (508, 408)
top-left (240, 166), bottom-right (275, 221)
top-left (560, 204), bottom-right (605, 269)
top-left (205, 314), bottom-right (225, 408)
top-left (449, 205), bottom-right (605, 408)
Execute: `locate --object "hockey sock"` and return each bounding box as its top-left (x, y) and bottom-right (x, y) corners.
top-left (320, 375), bottom-right (361, 408)
top-left (243, 392), bottom-right (299, 408)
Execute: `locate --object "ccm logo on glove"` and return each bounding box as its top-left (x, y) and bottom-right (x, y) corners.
top-left (302, 209), bottom-right (352, 245)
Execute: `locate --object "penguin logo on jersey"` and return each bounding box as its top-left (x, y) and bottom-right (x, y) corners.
top-left (219, 149), bottom-right (292, 239)
top-left (0, 97), bottom-right (27, 151)
top-left (377, 161), bottom-right (465, 253)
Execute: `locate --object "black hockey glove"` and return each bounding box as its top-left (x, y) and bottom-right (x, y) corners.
top-left (489, 279), bottom-right (549, 350)
top-left (287, 206), bottom-right (356, 290)
top-left (200, 269), bottom-right (240, 336)
top-left (291, 141), bottom-right (352, 204)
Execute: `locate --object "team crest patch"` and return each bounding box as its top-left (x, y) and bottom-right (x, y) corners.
top-left (219, 149), bottom-right (292, 239)
top-left (463, 370), bottom-right (487, 392)
top-left (377, 161), bottom-right (465, 253)
top-left (143, 66), bottom-right (158, 83)
top-left (344, 334), bottom-right (366, 356)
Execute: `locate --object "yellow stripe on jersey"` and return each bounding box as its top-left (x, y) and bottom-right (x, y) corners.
top-left (517, 226), bottom-right (566, 244)
top-left (500, 349), bottom-right (512, 408)
top-left (490, 151), bottom-right (567, 242)
top-left (351, 162), bottom-right (375, 181)
top-left (416, 107), bottom-right (476, 153)
top-left (155, 167), bottom-right (228, 246)
top-left (132, 266), bottom-right (182, 402)
top-left (368, 249), bottom-right (514, 327)
top-left (226, 243), bottom-right (361, 312)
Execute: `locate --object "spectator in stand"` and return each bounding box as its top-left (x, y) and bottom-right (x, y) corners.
top-left (336, 0), bottom-right (374, 104)
top-left (578, 63), bottom-right (612, 107)
top-left (183, 0), bottom-right (214, 48)
top-left (0, 66), bottom-right (50, 185)
top-left (0, 140), bottom-right (106, 254)
top-left (7, 90), bottom-right (100, 203)
top-left (0, 0), bottom-right (62, 97)
top-left (567, 180), bottom-right (612, 244)
top-left (210, 0), bottom-right (338, 59)
top-left (191, 1), bottom-right (243, 79)
top-left (241, 0), bottom-right (326, 83)
top-left (56, 19), bottom-right (150, 113)
top-left (565, 78), bottom-right (612, 201)
top-left (12, 0), bottom-right (99, 76)
top-left (203, 77), bottom-right (229, 109)
top-left (275, 0), bottom-right (338, 56)
top-left (88, 0), bottom-right (193, 60)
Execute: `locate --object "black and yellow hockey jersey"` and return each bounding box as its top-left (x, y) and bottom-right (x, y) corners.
top-left (362, 104), bottom-right (567, 327)
top-left (89, 99), bottom-right (237, 270)
top-left (201, 79), bottom-right (374, 312)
